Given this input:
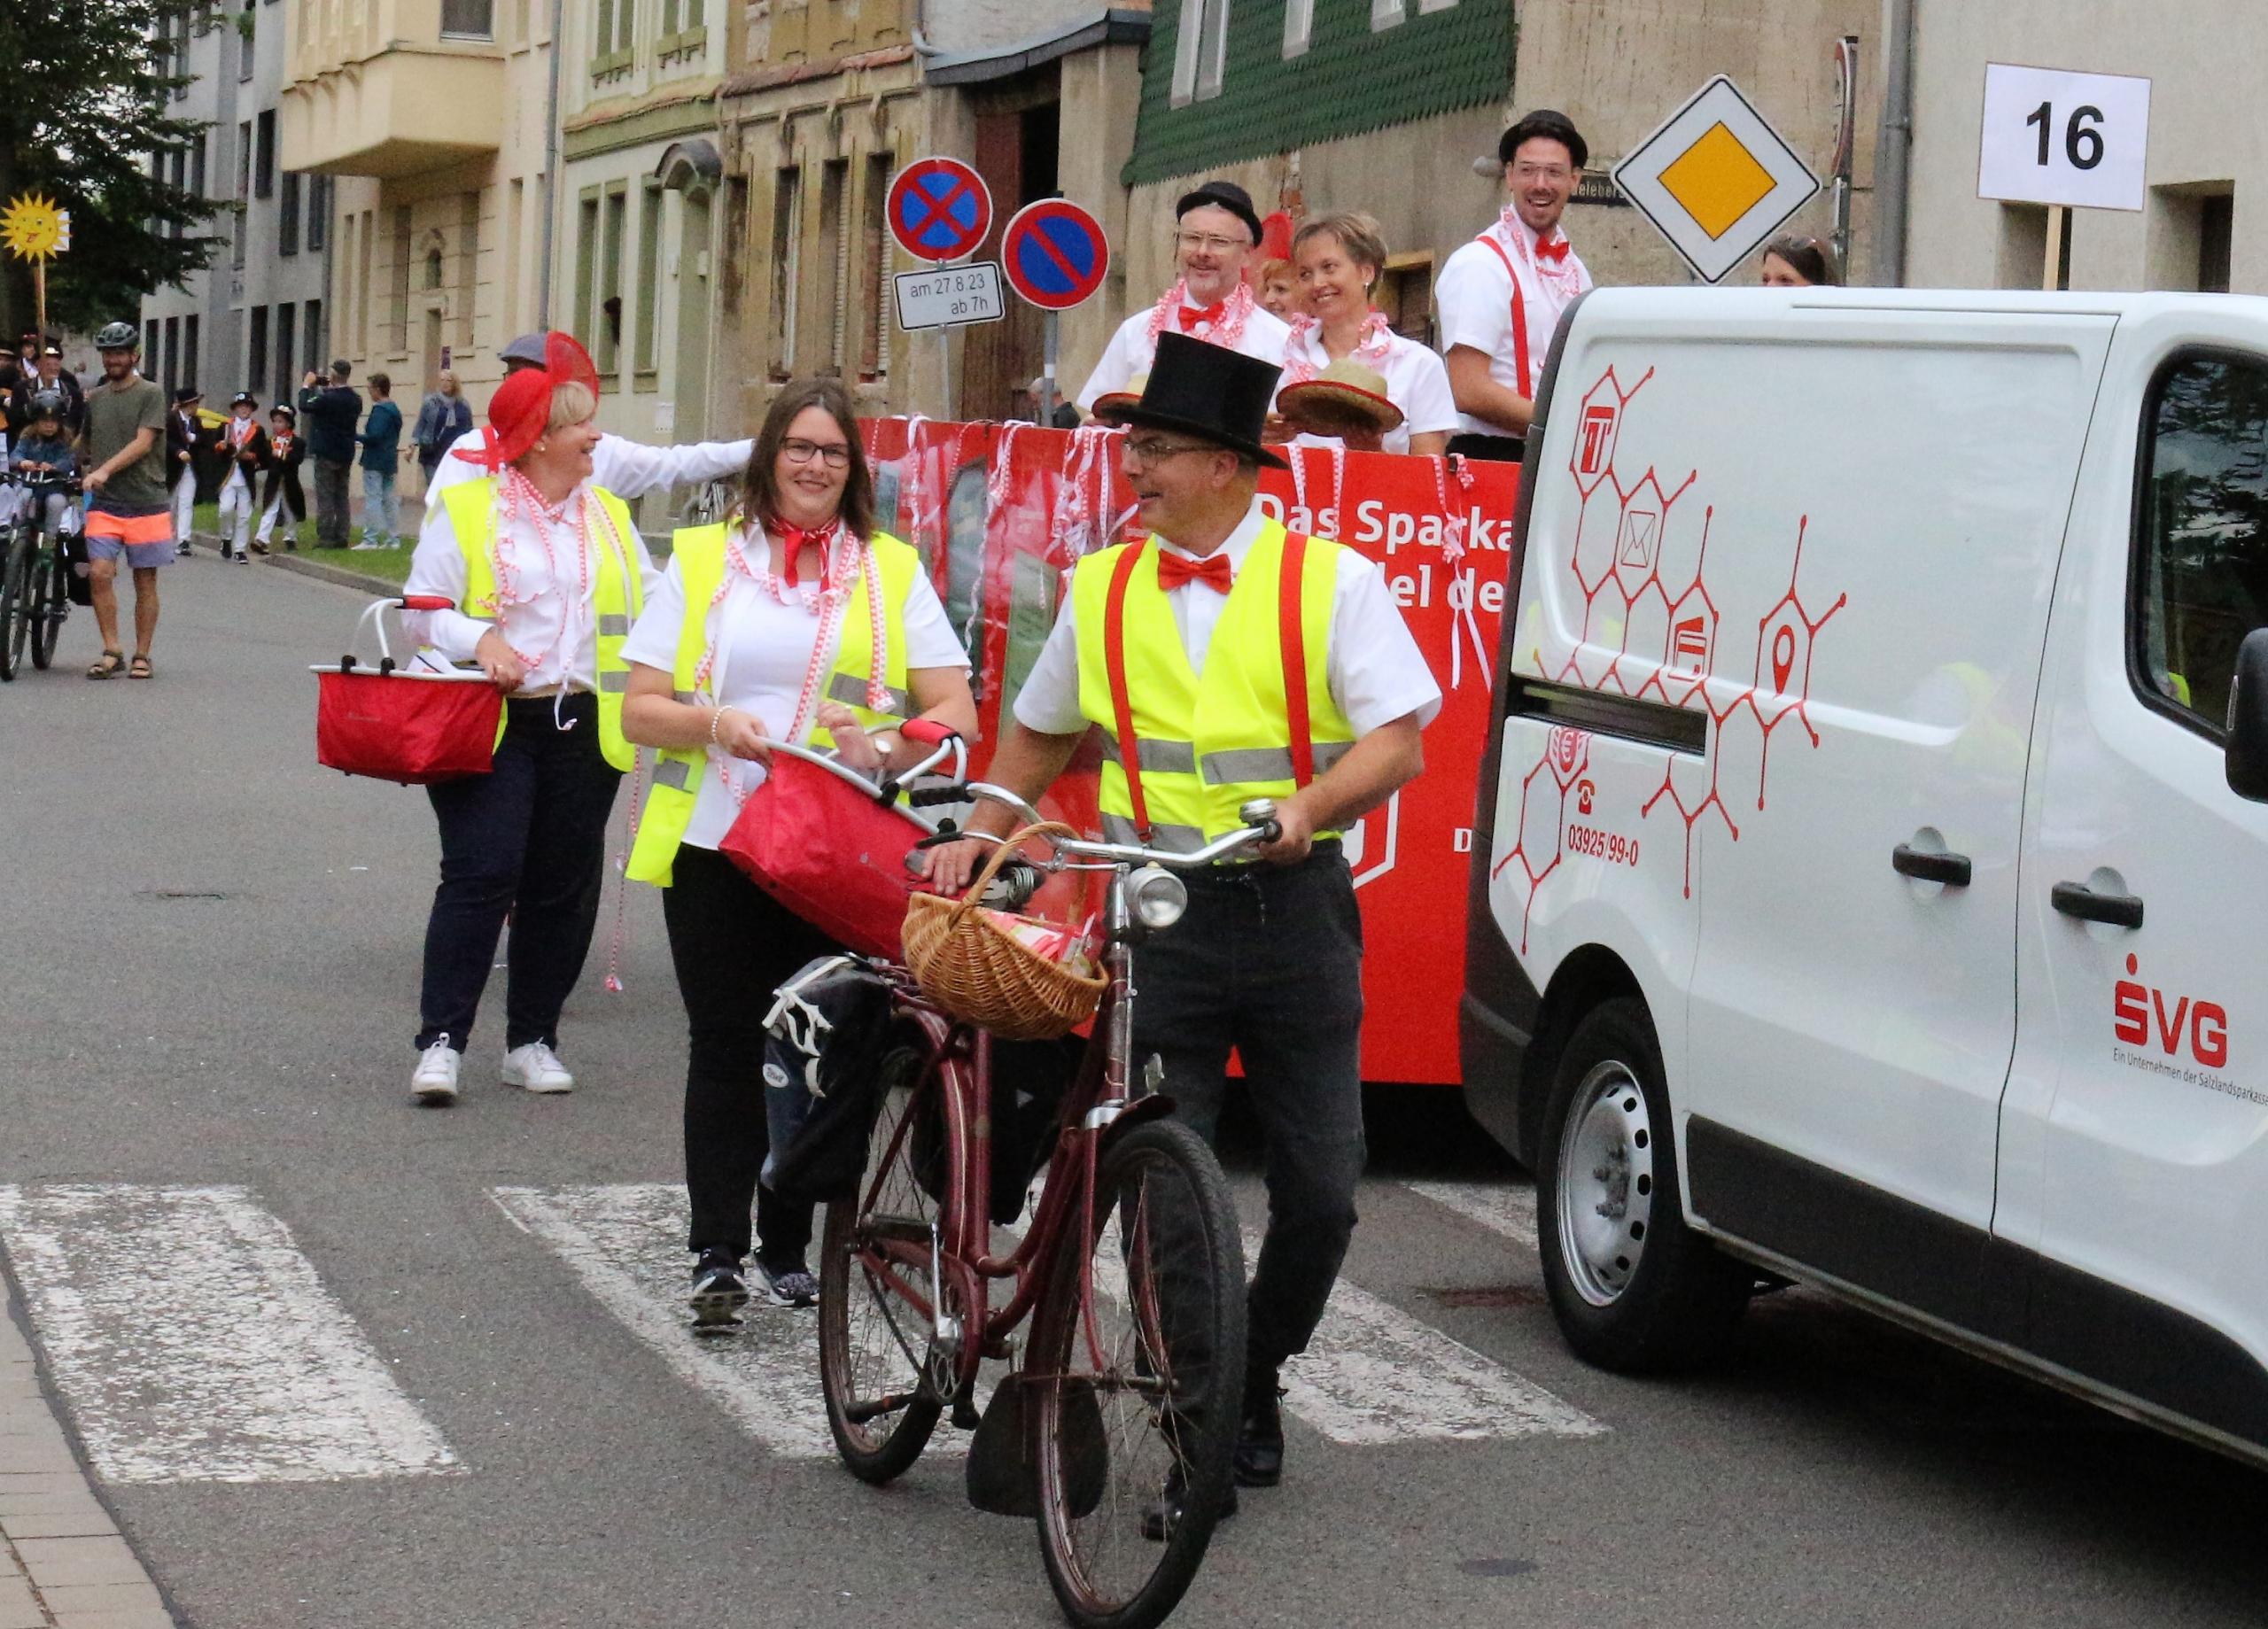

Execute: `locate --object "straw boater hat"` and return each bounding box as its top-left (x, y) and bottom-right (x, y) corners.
top-left (1089, 372), bottom-right (1146, 418)
top-left (1275, 359), bottom-right (1404, 438)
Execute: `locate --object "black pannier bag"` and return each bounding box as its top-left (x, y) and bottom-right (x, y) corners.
top-left (760, 956), bottom-right (900, 1206)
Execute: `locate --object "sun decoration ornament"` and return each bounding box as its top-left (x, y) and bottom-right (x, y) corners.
top-left (1, 194), bottom-right (69, 262)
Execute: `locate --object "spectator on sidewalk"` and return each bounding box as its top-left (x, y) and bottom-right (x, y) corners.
top-left (412, 369), bottom-right (474, 494)
top-left (167, 386), bottom-right (204, 557)
top-left (255, 405), bottom-right (307, 553)
top-left (215, 391), bottom-right (270, 563)
top-left (355, 373), bottom-right (403, 550)
top-left (298, 361), bottom-right (361, 547)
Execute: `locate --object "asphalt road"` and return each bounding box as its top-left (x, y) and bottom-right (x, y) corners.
top-left (4, 558), bottom-right (2266, 1629)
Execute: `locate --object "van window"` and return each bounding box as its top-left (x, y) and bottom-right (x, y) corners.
top-left (2134, 354), bottom-right (2268, 734)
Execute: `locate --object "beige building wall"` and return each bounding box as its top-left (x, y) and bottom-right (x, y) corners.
top-left (1904, 1), bottom-right (2264, 293)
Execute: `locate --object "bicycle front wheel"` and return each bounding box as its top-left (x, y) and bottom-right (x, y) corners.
top-left (28, 545), bottom-right (62, 670)
top-left (0, 533), bottom-right (27, 681)
top-left (817, 1044), bottom-right (947, 1483)
top-left (1029, 1118), bottom-right (1247, 1629)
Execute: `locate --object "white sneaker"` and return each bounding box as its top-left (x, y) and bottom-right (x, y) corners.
top-left (501, 1042), bottom-right (575, 1094)
top-left (411, 1037), bottom-right (461, 1105)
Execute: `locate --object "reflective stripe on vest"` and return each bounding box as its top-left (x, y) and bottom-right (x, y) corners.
top-left (1072, 518), bottom-right (1355, 847)
top-left (439, 476), bottom-right (644, 772)
top-left (625, 523), bottom-right (922, 888)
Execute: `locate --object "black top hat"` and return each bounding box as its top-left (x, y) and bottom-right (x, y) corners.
top-left (230, 391), bottom-right (259, 408)
top-left (270, 403), bottom-right (297, 421)
top-left (1498, 108), bottom-right (1588, 172)
top-left (1175, 181), bottom-right (1264, 248)
top-left (1093, 331), bottom-right (1287, 469)
top-left (174, 386), bottom-right (202, 405)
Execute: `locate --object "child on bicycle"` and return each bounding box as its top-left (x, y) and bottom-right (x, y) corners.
top-left (10, 391), bottom-right (79, 539)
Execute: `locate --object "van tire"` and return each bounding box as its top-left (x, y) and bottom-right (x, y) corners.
top-left (1537, 997), bottom-right (1747, 1373)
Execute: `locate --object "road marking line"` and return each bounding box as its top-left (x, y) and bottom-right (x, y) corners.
top-left (492, 1183), bottom-right (846, 1461)
top-left (1404, 1180), bottom-right (1541, 1250)
top-left (0, 1184), bottom-right (458, 1484)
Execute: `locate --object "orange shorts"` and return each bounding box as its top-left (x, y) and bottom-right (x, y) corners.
top-left (83, 509), bottom-right (175, 547)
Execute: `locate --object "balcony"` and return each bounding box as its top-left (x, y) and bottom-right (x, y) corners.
top-left (280, 0), bottom-right (505, 178)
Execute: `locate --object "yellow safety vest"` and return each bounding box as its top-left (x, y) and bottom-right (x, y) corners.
top-left (1072, 517), bottom-right (1354, 852)
top-left (625, 523), bottom-right (923, 887)
top-left (440, 477), bottom-right (643, 772)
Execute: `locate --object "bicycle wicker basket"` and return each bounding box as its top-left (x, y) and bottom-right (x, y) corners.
top-left (901, 822), bottom-right (1107, 1042)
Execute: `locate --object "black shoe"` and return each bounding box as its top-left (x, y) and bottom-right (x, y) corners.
top-left (688, 1249), bottom-right (749, 1330)
top-left (751, 1259), bottom-right (819, 1308)
top-left (1141, 1462), bottom-right (1237, 1541)
top-left (1232, 1373), bottom-right (1285, 1487)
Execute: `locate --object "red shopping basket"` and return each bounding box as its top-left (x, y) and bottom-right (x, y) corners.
top-left (312, 595), bottom-right (502, 786)
top-left (719, 741), bottom-right (945, 961)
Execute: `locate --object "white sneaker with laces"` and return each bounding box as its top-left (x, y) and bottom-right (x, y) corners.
top-left (501, 1042), bottom-right (575, 1094)
top-left (411, 1037), bottom-right (461, 1105)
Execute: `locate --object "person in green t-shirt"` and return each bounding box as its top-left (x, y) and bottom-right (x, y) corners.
top-left (76, 322), bottom-right (173, 679)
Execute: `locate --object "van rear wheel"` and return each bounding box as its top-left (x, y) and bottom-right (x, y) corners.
top-left (1538, 997), bottom-right (1747, 1373)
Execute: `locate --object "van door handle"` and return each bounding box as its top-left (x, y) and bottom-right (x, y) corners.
top-left (2051, 881), bottom-right (2145, 929)
top-left (1892, 844), bottom-right (1972, 887)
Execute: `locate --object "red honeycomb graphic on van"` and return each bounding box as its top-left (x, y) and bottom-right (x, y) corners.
top-left (1504, 365), bottom-right (1847, 911)
top-left (1487, 725), bottom-right (1589, 953)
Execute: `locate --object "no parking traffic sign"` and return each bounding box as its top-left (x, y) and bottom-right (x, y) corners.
top-left (1001, 199), bottom-right (1110, 312)
top-left (887, 159), bottom-right (993, 265)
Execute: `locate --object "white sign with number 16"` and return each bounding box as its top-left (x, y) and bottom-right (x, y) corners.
top-left (1978, 63), bottom-right (2150, 212)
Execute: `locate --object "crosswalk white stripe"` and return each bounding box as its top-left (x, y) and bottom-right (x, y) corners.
top-left (492, 1183), bottom-right (843, 1461)
top-left (0, 1184), bottom-right (458, 1484)
top-left (1258, 1228), bottom-right (1604, 1445)
top-left (1403, 1180), bottom-right (1541, 1250)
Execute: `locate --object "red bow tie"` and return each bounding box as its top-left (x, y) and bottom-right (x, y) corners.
top-left (1177, 301), bottom-right (1225, 334)
top-left (1535, 237), bottom-right (1570, 264)
top-left (773, 519), bottom-right (839, 586)
top-left (1157, 550), bottom-right (1233, 593)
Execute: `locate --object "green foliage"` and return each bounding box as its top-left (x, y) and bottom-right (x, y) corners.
top-left (0, 0), bottom-right (222, 335)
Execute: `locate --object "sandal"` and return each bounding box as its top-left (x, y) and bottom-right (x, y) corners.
top-left (86, 650), bottom-right (125, 680)
top-left (128, 654), bottom-right (153, 680)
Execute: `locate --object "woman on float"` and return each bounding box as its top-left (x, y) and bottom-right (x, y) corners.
top-left (619, 378), bottom-right (975, 1323)
top-left (1759, 234), bottom-right (1841, 287)
top-left (400, 334), bottom-right (656, 1106)
top-left (1279, 211), bottom-right (1457, 456)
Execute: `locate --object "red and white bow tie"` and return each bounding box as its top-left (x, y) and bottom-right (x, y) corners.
top-left (1157, 550), bottom-right (1233, 593)
top-left (1177, 302), bottom-right (1225, 334)
top-left (1535, 237), bottom-right (1570, 264)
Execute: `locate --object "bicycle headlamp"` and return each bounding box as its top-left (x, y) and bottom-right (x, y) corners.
top-left (1127, 865), bottom-right (1187, 930)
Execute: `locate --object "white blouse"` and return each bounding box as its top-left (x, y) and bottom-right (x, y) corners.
top-left (1282, 324), bottom-right (1461, 456)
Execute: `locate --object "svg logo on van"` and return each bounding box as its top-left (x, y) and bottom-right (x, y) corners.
top-left (2114, 953), bottom-right (2229, 1070)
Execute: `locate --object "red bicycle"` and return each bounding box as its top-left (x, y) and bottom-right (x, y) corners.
top-left (816, 768), bottom-right (1276, 1629)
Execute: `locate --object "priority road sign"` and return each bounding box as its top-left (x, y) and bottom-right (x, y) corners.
top-left (1612, 75), bottom-right (1818, 284)
top-left (1001, 199), bottom-right (1110, 312)
top-left (887, 159), bottom-right (993, 265)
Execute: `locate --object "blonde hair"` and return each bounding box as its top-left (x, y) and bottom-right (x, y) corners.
top-left (547, 380), bottom-right (597, 431)
top-left (1293, 211), bottom-right (1389, 280)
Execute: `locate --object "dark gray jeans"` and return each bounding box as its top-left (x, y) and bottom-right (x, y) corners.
top-left (311, 456), bottom-right (353, 547)
top-left (1132, 844), bottom-right (1367, 1375)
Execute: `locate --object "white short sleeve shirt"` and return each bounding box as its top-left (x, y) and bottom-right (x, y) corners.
top-left (1435, 213), bottom-right (1593, 438)
top-left (1075, 299), bottom-right (1293, 414)
top-left (1283, 325), bottom-right (1461, 455)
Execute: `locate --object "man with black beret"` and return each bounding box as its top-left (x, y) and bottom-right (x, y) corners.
top-left (1437, 108), bottom-right (1596, 461)
top-left (1075, 180), bottom-right (1292, 416)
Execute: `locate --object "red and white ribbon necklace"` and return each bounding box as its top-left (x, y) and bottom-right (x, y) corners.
top-left (1492, 206), bottom-right (1585, 304)
top-left (1281, 310), bottom-right (1394, 387)
top-left (1146, 278), bottom-right (1254, 352)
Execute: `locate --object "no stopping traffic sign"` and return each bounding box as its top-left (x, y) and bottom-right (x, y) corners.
top-left (1001, 200), bottom-right (1110, 312)
top-left (887, 159), bottom-right (993, 265)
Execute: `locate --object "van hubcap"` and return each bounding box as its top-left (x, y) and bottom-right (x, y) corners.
top-left (1556, 1060), bottom-right (1657, 1307)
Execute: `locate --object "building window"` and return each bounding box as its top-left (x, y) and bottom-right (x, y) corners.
top-left (440, 0), bottom-right (495, 37)
top-left (279, 172), bottom-right (300, 255)
top-left (634, 182), bottom-right (663, 376)
top-left (391, 205), bottom-right (413, 354)
top-left (600, 185), bottom-right (627, 371)
top-left (1418, 0), bottom-right (1456, 12)
top-left (303, 300), bottom-right (322, 376)
top-left (236, 121), bottom-right (252, 204)
top-left (1371, 0), bottom-right (1406, 28)
top-left (307, 175), bottom-right (328, 251)
top-left (248, 306), bottom-right (269, 398)
top-left (1282, 0), bottom-right (1312, 58)
top-left (183, 315), bottom-right (200, 394)
top-left (861, 154), bottom-right (891, 380)
top-left (152, 321), bottom-right (167, 391)
top-left (2200, 193), bottom-right (2234, 293)
top-left (169, 150), bottom-right (188, 239)
top-left (769, 166), bottom-right (800, 376)
top-left (255, 112), bottom-right (276, 199)
top-left (1171, 0), bottom-right (1231, 105)
top-left (503, 176), bottom-right (525, 337)
top-left (190, 134), bottom-right (206, 202)
top-left (239, 0), bottom-right (256, 80)
top-left (1379, 254), bottom-right (1435, 347)
top-left (820, 159), bottom-right (848, 374)
top-left (232, 206), bottom-right (248, 268)
top-left (574, 191), bottom-right (601, 354)
top-left (275, 303), bottom-right (296, 407)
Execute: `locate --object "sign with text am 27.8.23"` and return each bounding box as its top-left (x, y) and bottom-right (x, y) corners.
top-left (1977, 62), bottom-right (2151, 212)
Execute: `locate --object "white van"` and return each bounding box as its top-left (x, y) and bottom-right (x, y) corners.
top-left (1460, 288), bottom-right (2268, 1462)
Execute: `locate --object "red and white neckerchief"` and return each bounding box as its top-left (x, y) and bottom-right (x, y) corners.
top-left (1487, 206), bottom-right (1585, 305)
top-left (1281, 310), bottom-right (1394, 387)
top-left (1146, 278), bottom-right (1254, 352)
top-left (229, 417), bottom-right (254, 448)
top-left (750, 515), bottom-right (844, 610)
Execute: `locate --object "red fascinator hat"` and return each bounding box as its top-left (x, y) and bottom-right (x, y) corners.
top-left (453, 332), bottom-right (602, 469)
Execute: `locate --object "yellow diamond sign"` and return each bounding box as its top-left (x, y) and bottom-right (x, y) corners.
top-left (1612, 76), bottom-right (1818, 283)
top-left (1657, 123), bottom-right (1776, 241)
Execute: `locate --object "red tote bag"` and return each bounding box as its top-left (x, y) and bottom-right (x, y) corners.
top-left (312, 596), bottom-right (502, 786)
top-left (719, 750), bottom-right (931, 960)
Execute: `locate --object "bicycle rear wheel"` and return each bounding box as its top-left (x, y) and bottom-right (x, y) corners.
top-left (28, 544), bottom-right (62, 670)
top-left (818, 1044), bottom-right (947, 1483)
top-left (1029, 1118), bottom-right (1246, 1629)
top-left (0, 531), bottom-right (27, 681)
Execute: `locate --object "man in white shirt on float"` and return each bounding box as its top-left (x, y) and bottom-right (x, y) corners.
top-left (1435, 109), bottom-right (1596, 462)
top-left (416, 332), bottom-right (754, 549)
top-left (1076, 181), bottom-right (1293, 416)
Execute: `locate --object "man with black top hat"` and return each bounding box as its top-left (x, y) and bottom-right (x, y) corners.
top-left (926, 332), bottom-right (1439, 1524)
top-left (1437, 108), bottom-right (1596, 462)
top-left (167, 386), bottom-right (205, 556)
top-left (1076, 181), bottom-right (1292, 416)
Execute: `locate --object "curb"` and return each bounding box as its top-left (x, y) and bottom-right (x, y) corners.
top-left (186, 531), bottom-right (398, 597)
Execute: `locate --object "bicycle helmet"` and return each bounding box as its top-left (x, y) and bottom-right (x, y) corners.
top-left (27, 389), bottom-right (65, 418)
top-left (93, 321), bottom-right (139, 351)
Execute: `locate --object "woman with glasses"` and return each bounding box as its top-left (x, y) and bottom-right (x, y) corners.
top-left (619, 378), bottom-right (975, 1325)
top-left (1759, 234), bottom-right (1842, 287)
top-left (1075, 179), bottom-right (1292, 416)
top-left (1279, 211), bottom-right (1457, 456)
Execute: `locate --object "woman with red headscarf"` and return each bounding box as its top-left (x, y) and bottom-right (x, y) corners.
top-left (399, 335), bottom-right (658, 1105)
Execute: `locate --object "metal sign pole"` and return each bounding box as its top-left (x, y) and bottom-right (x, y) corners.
top-left (1042, 311), bottom-right (1060, 423)
top-left (940, 255), bottom-right (957, 419)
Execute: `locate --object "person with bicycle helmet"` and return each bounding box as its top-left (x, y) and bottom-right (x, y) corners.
top-left (78, 321), bottom-right (173, 679)
top-left (11, 392), bottom-right (79, 541)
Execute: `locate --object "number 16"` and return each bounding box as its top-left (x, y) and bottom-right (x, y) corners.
top-left (2026, 100), bottom-right (2104, 171)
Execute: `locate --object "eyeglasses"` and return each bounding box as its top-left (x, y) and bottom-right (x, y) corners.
top-left (1175, 231), bottom-right (1251, 255)
top-left (780, 438), bottom-right (851, 469)
top-left (1123, 436), bottom-right (1215, 465)
top-left (1511, 162), bottom-right (1573, 183)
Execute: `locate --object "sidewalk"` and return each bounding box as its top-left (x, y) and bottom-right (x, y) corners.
top-left (0, 1291), bottom-right (176, 1628)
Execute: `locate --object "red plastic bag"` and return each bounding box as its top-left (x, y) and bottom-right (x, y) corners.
top-left (312, 596), bottom-right (501, 786)
top-left (719, 751), bottom-right (929, 959)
